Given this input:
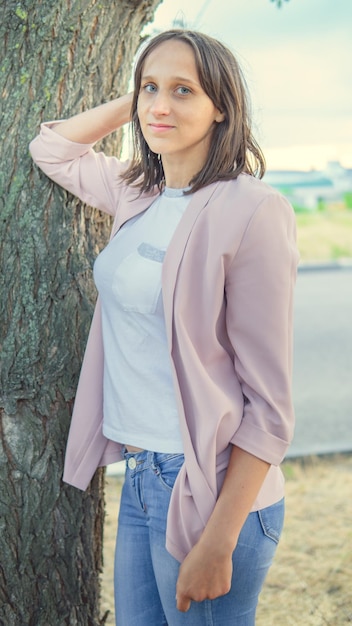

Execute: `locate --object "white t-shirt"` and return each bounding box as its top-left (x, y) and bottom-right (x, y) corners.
top-left (93, 186), bottom-right (191, 452)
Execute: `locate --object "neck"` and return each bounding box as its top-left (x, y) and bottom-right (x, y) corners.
top-left (161, 156), bottom-right (196, 189)
top-left (164, 172), bottom-right (191, 189)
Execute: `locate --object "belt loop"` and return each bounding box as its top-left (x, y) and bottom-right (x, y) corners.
top-left (149, 450), bottom-right (156, 471)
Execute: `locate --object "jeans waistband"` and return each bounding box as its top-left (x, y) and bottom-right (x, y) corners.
top-left (122, 448), bottom-right (184, 472)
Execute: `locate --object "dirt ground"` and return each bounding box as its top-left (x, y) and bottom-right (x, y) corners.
top-left (100, 453), bottom-right (352, 625)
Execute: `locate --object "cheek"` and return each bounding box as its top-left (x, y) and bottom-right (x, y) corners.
top-left (136, 95), bottom-right (145, 121)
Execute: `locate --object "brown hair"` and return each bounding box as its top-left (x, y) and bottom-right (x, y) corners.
top-left (122, 29), bottom-right (266, 194)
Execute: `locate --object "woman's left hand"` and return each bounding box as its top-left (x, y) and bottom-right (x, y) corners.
top-left (175, 446), bottom-right (270, 612)
top-left (175, 540), bottom-right (234, 612)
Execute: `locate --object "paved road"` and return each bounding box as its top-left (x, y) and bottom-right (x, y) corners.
top-left (287, 266), bottom-right (352, 457)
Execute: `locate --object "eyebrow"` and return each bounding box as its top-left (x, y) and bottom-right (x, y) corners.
top-left (141, 74), bottom-right (200, 87)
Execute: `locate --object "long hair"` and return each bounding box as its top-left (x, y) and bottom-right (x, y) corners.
top-left (122, 29), bottom-right (266, 194)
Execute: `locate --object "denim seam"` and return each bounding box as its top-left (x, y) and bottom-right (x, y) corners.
top-left (204, 599), bottom-right (215, 625)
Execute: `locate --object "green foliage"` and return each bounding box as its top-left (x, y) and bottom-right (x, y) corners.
top-left (317, 198), bottom-right (326, 212)
top-left (344, 192), bottom-right (352, 210)
top-left (277, 186), bottom-right (293, 196)
top-left (292, 203), bottom-right (311, 213)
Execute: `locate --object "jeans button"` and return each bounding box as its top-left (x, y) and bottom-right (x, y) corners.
top-left (128, 457), bottom-right (137, 470)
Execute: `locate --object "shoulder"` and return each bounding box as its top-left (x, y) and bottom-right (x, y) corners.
top-left (203, 174), bottom-right (294, 227)
top-left (218, 173), bottom-right (287, 205)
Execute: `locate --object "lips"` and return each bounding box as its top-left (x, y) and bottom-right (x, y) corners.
top-left (148, 123), bottom-right (174, 132)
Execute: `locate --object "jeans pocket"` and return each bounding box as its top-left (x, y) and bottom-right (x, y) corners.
top-left (257, 497), bottom-right (285, 544)
top-left (154, 454), bottom-right (184, 492)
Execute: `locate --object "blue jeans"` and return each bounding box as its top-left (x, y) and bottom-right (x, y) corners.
top-left (114, 450), bottom-right (284, 625)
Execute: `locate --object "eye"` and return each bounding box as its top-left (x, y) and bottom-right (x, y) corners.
top-left (143, 83), bottom-right (157, 93)
top-left (176, 86), bottom-right (191, 96)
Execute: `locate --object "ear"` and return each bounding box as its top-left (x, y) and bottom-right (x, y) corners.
top-left (215, 110), bottom-right (225, 123)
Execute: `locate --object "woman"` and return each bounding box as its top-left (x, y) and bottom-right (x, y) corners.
top-left (30, 29), bottom-right (298, 626)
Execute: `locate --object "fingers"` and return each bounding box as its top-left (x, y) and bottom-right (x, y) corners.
top-left (176, 593), bottom-right (191, 613)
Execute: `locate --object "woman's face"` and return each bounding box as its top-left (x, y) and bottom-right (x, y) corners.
top-left (137, 39), bottom-right (224, 186)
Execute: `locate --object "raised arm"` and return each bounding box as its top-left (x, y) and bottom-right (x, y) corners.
top-left (29, 93), bottom-right (134, 215)
top-left (53, 93), bottom-right (133, 143)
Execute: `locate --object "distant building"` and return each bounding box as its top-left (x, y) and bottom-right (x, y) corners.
top-left (264, 161), bottom-right (352, 209)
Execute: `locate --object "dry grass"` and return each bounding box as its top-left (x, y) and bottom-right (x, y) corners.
top-left (100, 454), bottom-right (352, 625)
top-left (296, 207), bottom-right (352, 262)
top-left (257, 454), bottom-right (352, 625)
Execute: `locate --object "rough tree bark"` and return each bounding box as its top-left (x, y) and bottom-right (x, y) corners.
top-left (0, 1), bottom-right (161, 624)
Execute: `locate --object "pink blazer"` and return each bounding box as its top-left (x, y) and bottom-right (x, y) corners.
top-left (30, 124), bottom-right (299, 562)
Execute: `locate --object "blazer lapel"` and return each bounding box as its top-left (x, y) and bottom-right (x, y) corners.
top-left (162, 182), bottom-right (221, 352)
top-left (110, 187), bottom-right (159, 238)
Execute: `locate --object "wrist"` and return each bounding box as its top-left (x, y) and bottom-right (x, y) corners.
top-left (198, 521), bottom-right (239, 557)
top-left (111, 92), bottom-right (133, 126)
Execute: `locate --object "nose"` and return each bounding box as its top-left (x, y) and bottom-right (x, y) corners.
top-left (149, 90), bottom-right (170, 116)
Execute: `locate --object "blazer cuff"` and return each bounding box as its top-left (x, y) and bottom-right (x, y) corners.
top-left (230, 421), bottom-right (291, 465)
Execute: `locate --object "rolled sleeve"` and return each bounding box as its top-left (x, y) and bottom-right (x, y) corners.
top-left (29, 122), bottom-right (128, 216)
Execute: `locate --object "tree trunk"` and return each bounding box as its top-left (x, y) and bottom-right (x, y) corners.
top-left (0, 1), bottom-right (160, 624)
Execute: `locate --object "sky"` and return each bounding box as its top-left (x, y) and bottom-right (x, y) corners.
top-left (141, 0), bottom-right (352, 171)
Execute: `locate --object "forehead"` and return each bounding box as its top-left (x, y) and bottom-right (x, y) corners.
top-left (141, 39), bottom-right (197, 76)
